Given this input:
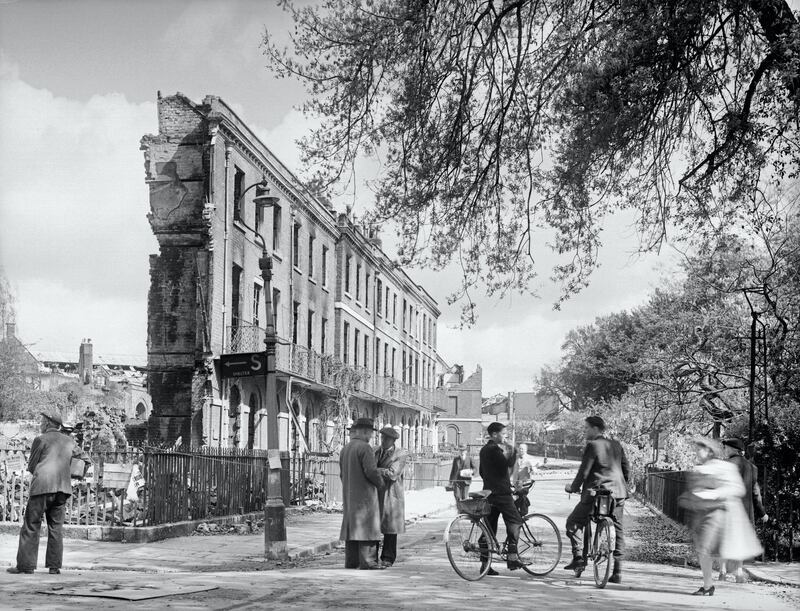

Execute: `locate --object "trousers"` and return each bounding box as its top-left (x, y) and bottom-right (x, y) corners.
top-left (344, 540), bottom-right (379, 569)
top-left (16, 492), bottom-right (69, 571)
top-left (566, 497), bottom-right (625, 560)
top-left (452, 481), bottom-right (470, 501)
top-left (377, 534), bottom-right (397, 565)
top-left (479, 493), bottom-right (523, 564)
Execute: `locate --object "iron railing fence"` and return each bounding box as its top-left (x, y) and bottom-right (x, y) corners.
top-left (0, 446), bottom-right (290, 527)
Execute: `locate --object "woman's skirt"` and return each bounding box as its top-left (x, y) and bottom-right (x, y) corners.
top-left (692, 508), bottom-right (725, 556)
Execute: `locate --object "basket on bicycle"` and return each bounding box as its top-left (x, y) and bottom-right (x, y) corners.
top-left (456, 497), bottom-right (492, 518)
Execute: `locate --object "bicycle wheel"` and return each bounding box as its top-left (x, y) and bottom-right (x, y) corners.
top-left (592, 519), bottom-right (614, 588)
top-left (518, 513), bottom-right (562, 576)
top-left (445, 515), bottom-right (493, 581)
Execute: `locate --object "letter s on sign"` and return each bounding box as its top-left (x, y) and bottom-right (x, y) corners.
top-left (250, 353), bottom-right (263, 373)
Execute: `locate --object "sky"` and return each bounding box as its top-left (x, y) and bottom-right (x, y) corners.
top-left (0, 0), bottom-right (684, 395)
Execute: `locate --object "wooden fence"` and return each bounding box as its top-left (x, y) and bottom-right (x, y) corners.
top-left (1, 447), bottom-right (290, 527)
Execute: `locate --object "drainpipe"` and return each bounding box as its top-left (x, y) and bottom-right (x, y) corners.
top-left (221, 145), bottom-right (232, 447)
top-left (223, 146), bottom-right (232, 353)
top-left (287, 207), bottom-right (296, 451)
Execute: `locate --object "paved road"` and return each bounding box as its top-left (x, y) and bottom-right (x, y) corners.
top-left (1, 480), bottom-right (797, 610)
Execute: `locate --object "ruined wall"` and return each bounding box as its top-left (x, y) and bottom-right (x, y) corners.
top-left (141, 93), bottom-right (212, 445)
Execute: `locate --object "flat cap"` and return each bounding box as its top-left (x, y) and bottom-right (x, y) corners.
top-left (379, 426), bottom-right (399, 439)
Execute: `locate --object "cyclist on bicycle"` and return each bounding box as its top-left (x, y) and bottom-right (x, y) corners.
top-left (563, 416), bottom-right (629, 583)
top-left (479, 422), bottom-right (525, 574)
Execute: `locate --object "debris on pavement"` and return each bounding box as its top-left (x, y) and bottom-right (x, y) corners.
top-left (38, 582), bottom-right (218, 601)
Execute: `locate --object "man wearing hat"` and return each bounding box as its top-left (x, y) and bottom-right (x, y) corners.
top-left (7, 412), bottom-right (90, 575)
top-left (564, 415), bottom-right (629, 583)
top-left (479, 421), bottom-right (525, 574)
top-left (375, 426), bottom-right (408, 567)
top-left (719, 437), bottom-right (768, 582)
top-left (339, 417), bottom-right (384, 569)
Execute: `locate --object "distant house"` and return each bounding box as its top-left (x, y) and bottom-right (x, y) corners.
top-left (1, 325), bottom-right (152, 423)
top-left (437, 365), bottom-right (484, 451)
top-left (1, 323), bottom-right (44, 387)
top-left (512, 392), bottom-right (561, 422)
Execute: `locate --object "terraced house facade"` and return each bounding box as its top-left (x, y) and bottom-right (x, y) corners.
top-left (141, 92), bottom-right (445, 453)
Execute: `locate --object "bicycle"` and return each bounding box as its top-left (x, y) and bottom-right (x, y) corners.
top-left (571, 488), bottom-right (617, 588)
top-left (445, 481), bottom-right (562, 581)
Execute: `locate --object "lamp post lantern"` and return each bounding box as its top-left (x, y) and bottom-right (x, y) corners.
top-left (234, 177), bottom-right (287, 559)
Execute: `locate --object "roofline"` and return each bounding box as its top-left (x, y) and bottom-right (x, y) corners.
top-left (193, 93), bottom-right (340, 238)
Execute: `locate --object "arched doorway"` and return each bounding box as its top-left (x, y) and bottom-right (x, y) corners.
top-left (446, 424), bottom-right (461, 448)
top-left (135, 402), bottom-right (147, 420)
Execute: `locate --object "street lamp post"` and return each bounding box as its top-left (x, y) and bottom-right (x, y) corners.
top-left (235, 177), bottom-right (287, 559)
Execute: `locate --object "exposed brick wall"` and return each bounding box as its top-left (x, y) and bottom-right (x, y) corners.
top-left (143, 94), bottom-right (210, 446)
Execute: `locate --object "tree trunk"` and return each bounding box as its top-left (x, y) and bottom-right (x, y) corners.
top-left (750, 0), bottom-right (800, 100)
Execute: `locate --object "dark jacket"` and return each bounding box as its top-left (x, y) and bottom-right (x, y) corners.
top-left (479, 440), bottom-right (516, 496)
top-left (339, 438), bottom-right (382, 541)
top-left (27, 430), bottom-right (88, 496)
top-left (569, 436), bottom-right (629, 500)
top-left (729, 454), bottom-right (766, 523)
top-left (449, 455), bottom-right (474, 484)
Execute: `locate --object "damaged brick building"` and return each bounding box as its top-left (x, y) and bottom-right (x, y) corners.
top-left (140, 92), bottom-right (447, 452)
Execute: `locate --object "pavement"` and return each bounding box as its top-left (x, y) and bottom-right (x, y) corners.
top-left (0, 485), bottom-right (457, 573)
top-left (0, 477), bottom-right (797, 610)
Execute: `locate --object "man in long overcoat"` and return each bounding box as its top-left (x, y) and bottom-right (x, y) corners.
top-left (375, 426), bottom-right (408, 567)
top-left (8, 412), bottom-right (90, 575)
top-left (339, 417), bottom-right (384, 569)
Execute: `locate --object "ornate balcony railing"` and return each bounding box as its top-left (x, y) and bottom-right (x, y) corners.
top-left (226, 324), bottom-right (445, 410)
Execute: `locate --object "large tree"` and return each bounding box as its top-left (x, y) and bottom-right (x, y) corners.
top-left (265, 0), bottom-right (799, 319)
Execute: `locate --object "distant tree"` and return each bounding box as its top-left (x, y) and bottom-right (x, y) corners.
top-left (265, 0), bottom-right (800, 320)
top-left (539, 310), bottom-right (645, 409)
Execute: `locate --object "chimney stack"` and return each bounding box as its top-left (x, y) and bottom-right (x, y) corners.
top-left (78, 338), bottom-right (94, 385)
top-left (5, 322), bottom-right (15, 339)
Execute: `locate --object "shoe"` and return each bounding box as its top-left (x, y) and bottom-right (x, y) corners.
top-left (609, 573), bottom-right (621, 584)
top-left (359, 564), bottom-right (386, 570)
top-left (507, 560), bottom-right (525, 571)
top-left (48, 568), bottom-right (60, 575)
top-left (6, 567), bottom-right (34, 574)
top-left (735, 573), bottom-right (747, 583)
top-left (564, 558), bottom-right (586, 571)
top-left (692, 586), bottom-right (715, 596)
top-left (379, 560), bottom-right (393, 568)
top-left (485, 568), bottom-right (499, 576)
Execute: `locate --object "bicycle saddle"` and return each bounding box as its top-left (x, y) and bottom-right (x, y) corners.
top-left (468, 490), bottom-right (492, 499)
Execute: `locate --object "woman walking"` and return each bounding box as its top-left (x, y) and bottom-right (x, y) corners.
top-left (682, 436), bottom-right (762, 596)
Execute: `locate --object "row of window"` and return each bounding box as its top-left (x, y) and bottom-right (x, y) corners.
top-left (341, 260), bottom-right (437, 348)
top-left (292, 223), bottom-right (330, 287)
top-left (235, 166), bottom-right (332, 289)
top-left (342, 321), bottom-right (436, 388)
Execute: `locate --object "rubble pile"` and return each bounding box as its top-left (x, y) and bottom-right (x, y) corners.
top-left (194, 520), bottom-right (262, 536)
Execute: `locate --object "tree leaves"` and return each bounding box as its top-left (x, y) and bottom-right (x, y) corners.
top-left (264, 0), bottom-right (800, 319)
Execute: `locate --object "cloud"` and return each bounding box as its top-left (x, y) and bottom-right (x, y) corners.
top-left (0, 57), bottom-right (157, 352)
